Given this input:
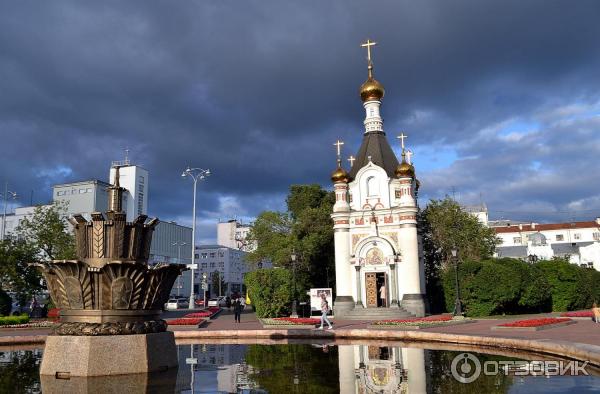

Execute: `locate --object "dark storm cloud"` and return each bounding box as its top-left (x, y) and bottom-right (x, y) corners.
top-left (1, 0), bottom-right (600, 236)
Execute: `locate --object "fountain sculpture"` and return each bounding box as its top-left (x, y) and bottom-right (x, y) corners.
top-left (34, 167), bottom-right (186, 377)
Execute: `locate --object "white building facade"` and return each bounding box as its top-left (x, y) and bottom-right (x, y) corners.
top-left (495, 219), bottom-right (600, 269)
top-left (331, 44), bottom-right (425, 317)
top-left (217, 219), bottom-right (257, 252)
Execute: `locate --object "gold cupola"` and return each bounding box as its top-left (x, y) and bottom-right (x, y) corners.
top-left (331, 159), bottom-right (351, 183)
top-left (395, 151), bottom-right (415, 178)
top-left (360, 65), bottom-right (385, 102)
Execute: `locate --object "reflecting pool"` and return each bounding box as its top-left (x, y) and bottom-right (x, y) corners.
top-left (1, 343), bottom-right (599, 393)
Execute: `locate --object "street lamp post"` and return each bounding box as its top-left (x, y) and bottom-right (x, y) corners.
top-left (172, 241), bottom-right (188, 297)
top-left (291, 250), bottom-right (298, 318)
top-left (182, 167), bottom-right (211, 309)
top-left (1, 182), bottom-right (18, 241)
top-left (451, 248), bottom-right (463, 316)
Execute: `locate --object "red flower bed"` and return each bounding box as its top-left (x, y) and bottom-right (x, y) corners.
top-left (375, 314), bottom-right (453, 325)
top-left (499, 318), bottom-right (571, 327)
top-left (167, 318), bottom-right (203, 326)
top-left (183, 307), bottom-right (221, 319)
top-left (272, 317), bottom-right (321, 325)
top-left (560, 311), bottom-right (593, 318)
top-left (47, 308), bottom-right (60, 319)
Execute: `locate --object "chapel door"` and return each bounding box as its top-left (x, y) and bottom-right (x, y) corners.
top-left (365, 273), bottom-right (378, 307)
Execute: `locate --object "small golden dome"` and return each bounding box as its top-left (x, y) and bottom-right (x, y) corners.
top-left (395, 160), bottom-right (415, 178)
top-left (331, 166), bottom-right (350, 183)
top-left (360, 77), bottom-right (385, 102)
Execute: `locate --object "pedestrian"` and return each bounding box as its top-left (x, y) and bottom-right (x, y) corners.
top-left (233, 297), bottom-right (242, 323)
top-left (593, 302), bottom-right (600, 324)
top-left (318, 293), bottom-right (333, 330)
top-left (379, 283), bottom-right (386, 307)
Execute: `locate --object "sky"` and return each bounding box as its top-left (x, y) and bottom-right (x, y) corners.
top-left (1, 1), bottom-right (600, 243)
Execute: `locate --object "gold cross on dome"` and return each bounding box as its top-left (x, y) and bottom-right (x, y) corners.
top-left (348, 155), bottom-right (356, 167)
top-left (333, 140), bottom-right (345, 157)
top-left (361, 39), bottom-right (377, 64)
top-left (397, 133), bottom-right (408, 150)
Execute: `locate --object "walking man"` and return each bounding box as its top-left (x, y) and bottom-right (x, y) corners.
top-left (233, 297), bottom-right (242, 323)
top-left (318, 293), bottom-right (333, 330)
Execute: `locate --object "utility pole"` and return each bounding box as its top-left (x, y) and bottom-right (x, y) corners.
top-left (1, 182), bottom-right (18, 241)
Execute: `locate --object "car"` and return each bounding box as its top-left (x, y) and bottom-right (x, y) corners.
top-left (194, 299), bottom-right (205, 307)
top-left (207, 297), bottom-right (227, 307)
top-left (165, 298), bottom-right (189, 310)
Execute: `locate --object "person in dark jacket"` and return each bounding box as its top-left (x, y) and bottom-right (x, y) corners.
top-left (233, 298), bottom-right (242, 323)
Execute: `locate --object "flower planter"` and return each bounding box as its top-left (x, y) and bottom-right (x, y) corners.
top-left (492, 318), bottom-right (576, 331)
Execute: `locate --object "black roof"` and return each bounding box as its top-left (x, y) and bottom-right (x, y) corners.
top-left (349, 131), bottom-right (399, 179)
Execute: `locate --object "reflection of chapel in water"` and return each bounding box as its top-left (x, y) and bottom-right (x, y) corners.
top-left (332, 39), bottom-right (425, 318)
top-left (339, 345), bottom-right (427, 393)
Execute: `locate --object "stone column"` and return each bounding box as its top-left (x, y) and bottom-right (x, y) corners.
top-left (354, 265), bottom-right (363, 308)
top-left (332, 212), bottom-right (353, 316)
top-left (338, 345), bottom-right (356, 394)
top-left (405, 348), bottom-right (426, 394)
top-left (389, 263), bottom-right (398, 307)
top-left (398, 208), bottom-right (425, 317)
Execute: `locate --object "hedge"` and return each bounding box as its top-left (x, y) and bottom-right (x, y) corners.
top-left (0, 314), bottom-right (29, 326)
top-left (244, 268), bottom-right (294, 318)
top-left (536, 259), bottom-right (600, 311)
top-left (440, 258), bottom-right (600, 316)
top-left (442, 258), bottom-right (552, 317)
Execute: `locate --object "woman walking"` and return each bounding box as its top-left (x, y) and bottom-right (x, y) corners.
top-left (318, 293), bottom-right (333, 330)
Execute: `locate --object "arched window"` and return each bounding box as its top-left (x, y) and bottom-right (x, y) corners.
top-left (367, 176), bottom-right (378, 196)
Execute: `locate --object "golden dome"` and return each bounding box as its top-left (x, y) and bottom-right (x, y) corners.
top-left (360, 77), bottom-right (385, 102)
top-left (331, 166), bottom-right (350, 183)
top-left (395, 159), bottom-right (415, 178)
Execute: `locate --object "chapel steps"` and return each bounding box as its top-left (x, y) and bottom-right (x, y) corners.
top-left (337, 305), bottom-right (415, 320)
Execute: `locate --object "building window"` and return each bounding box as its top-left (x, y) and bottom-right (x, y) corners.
top-left (137, 192), bottom-right (144, 215)
top-left (574, 233), bottom-right (581, 240)
top-left (210, 262), bottom-right (215, 268)
top-left (210, 253), bottom-right (216, 258)
top-left (594, 232), bottom-right (600, 241)
top-left (556, 234), bottom-right (564, 241)
top-left (218, 251), bottom-right (224, 257)
top-left (201, 263), bottom-right (207, 269)
top-left (367, 176), bottom-right (378, 197)
top-left (513, 237), bottom-right (521, 244)
top-left (86, 188), bottom-right (92, 193)
top-left (194, 254), bottom-right (199, 259)
top-left (139, 176), bottom-right (145, 184)
top-left (201, 253), bottom-right (208, 259)
top-left (79, 189), bottom-right (86, 194)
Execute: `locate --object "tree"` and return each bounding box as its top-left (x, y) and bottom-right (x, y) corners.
top-left (0, 201), bottom-right (76, 304)
top-left (16, 201), bottom-right (75, 261)
top-left (0, 239), bottom-right (41, 305)
top-left (247, 184), bottom-right (335, 291)
top-left (420, 197), bottom-right (501, 313)
top-left (211, 270), bottom-right (226, 297)
top-left (422, 197), bottom-right (500, 268)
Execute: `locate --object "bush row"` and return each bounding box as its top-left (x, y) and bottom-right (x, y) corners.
top-left (441, 258), bottom-right (600, 317)
top-left (0, 314), bottom-right (29, 326)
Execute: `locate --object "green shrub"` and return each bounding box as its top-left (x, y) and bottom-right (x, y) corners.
top-left (245, 268), bottom-right (294, 318)
top-left (0, 289), bottom-right (11, 316)
top-left (536, 259), bottom-right (600, 311)
top-left (442, 258), bottom-right (552, 317)
top-left (0, 314), bottom-right (29, 326)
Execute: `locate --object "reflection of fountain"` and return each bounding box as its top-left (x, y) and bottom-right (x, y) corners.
top-left (33, 167), bottom-right (186, 379)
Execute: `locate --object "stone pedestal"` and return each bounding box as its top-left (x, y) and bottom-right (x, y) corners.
top-left (40, 368), bottom-right (178, 394)
top-left (333, 295), bottom-right (355, 316)
top-left (40, 332), bottom-right (178, 377)
top-left (401, 294), bottom-right (426, 317)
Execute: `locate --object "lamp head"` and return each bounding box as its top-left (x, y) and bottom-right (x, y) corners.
top-left (451, 249), bottom-right (458, 258)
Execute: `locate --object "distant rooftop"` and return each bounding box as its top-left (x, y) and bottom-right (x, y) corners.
top-left (495, 220), bottom-right (600, 234)
top-left (53, 179), bottom-right (111, 188)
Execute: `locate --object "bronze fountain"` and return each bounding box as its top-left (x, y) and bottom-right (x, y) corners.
top-left (33, 167), bottom-right (186, 378)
